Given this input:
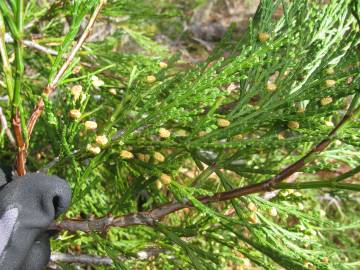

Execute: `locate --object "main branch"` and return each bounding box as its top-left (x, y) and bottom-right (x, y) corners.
top-left (50, 104), bottom-right (360, 233)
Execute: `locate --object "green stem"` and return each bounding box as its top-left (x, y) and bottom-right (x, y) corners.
top-left (16, 0), bottom-right (23, 32)
top-left (336, 93), bottom-right (359, 133)
top-left (13, 0), bottom-right (23, 108)
top-left (0, 2), bottom-right (20, 40)
top-left (0, 12), bottom-right (14, 102)
top-left (333, 165), bottom-right (360, 182)
top-left (13, 0), bottom-right (27, 143)
top-left (8, 0), bottom-right (17, 14)
top-left (191, 165), bottom-right (216, 187)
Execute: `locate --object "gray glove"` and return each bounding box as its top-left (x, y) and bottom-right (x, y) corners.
top-left (0, 170), bottom-right (71, 270)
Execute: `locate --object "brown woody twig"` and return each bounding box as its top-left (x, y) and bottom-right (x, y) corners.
top-left (15, 0), bottom-right (106, 175)
top-left (50, 105), bottom-right (360, 233)
top-left (27, 0), bottom-right (106, 136)
top-left (13, 111), bottom-right (27, 175)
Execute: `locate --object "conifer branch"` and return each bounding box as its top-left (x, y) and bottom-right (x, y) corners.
top-left (0, 1), bottom-right (357, 268)
top-left (11, 0), bottom-right (27, 176)
top-left (0, 14), bottom-right (14, 102)
top-left (27, 0), bottom-right (106, 137)
top-left (14, 0), bottom-right (106, 175)
top-left (51, 1), bottom-right (106, 88)
top-left (50, 104), bottom-right (360, 233)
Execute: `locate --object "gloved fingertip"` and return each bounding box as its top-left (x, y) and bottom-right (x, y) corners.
top-left (25, 173), bottom-right (72, 218)
top-left (46, 176), bottom-right (72, 218)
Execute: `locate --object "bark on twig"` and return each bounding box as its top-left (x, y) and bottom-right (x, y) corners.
top-left (50, 105), bottom-right (360, 233)
top-left (12, 111), bottom-right (26, 175)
